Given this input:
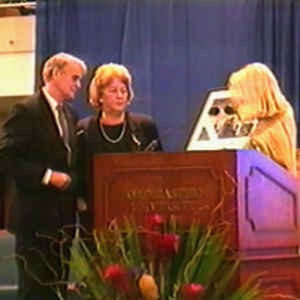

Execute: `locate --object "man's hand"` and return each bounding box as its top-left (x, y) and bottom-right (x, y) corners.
top-left (49, 171), bottom-right (72, 191)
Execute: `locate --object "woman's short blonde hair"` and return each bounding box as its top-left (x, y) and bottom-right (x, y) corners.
top-left (89, 63), bottom-right (134, 109)
top-left (42, 52), bottom-right (87, 83)
top-left (228, 62), bottom-right (288, 120)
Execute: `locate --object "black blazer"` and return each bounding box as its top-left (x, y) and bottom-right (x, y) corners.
top-left (76, 112), bottom-right (163, 202)
top-left (0, 90), bottom-right (78, 235)
top-left (77, 112), bottom-right (163, 153)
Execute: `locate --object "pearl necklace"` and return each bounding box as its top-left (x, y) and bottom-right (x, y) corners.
top-left (99, 120), bottom-right (127, 144)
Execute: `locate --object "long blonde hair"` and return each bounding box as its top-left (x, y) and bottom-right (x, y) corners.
top-left (228, 63), bottom-right (289, 120)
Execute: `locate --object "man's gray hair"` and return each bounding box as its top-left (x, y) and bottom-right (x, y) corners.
top-left (42, 52), bottom-right (87, 83)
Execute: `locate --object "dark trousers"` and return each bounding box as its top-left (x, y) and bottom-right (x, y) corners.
top-left (15, 230), bottom-right (72, 300)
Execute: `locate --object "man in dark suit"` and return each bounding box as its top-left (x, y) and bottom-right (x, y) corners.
top-left (0, 52), bottom-right (87, 300)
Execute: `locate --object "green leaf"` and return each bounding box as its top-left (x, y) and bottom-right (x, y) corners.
top-left (65, 216), bottom-right (263, 300)
top-left (122, 217), bottom-right (143, 266)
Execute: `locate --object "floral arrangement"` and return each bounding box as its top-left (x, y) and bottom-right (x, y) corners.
top-left (67, 215), bottom-right (263, 300)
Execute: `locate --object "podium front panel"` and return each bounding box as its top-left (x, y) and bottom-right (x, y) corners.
top-left (91, 150), bottom-right (300, 253)
top-left (92, 151), bottom-right (238, 236)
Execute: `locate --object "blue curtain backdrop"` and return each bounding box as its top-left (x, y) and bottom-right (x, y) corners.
top-left (36, 0), bottom-right (300, 151)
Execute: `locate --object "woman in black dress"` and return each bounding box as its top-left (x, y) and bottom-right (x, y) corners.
top-left (77, 63), bottom-right (163, 228)
top-left (78, 63), bottom-right (162, 154)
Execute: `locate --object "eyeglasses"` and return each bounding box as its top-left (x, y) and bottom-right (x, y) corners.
top-left (208, 105), bottom-right (236, 116)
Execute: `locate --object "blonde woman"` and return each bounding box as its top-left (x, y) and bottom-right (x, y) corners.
top-left (228, 62), bottom-right (297, 175)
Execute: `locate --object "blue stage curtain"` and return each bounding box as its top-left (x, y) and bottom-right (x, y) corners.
top-left (36, 0), bottom-right (300, 150)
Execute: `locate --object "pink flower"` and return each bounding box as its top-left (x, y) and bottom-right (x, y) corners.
top-left (103, 264), bottom-right (129, 292)
top-left (144, 232), bottom-right (179, 259)
top-left (179, 283), bottom-right (205, 300)
top-left (158, 233), bottom-right (179, 258)
top-left (143, 216), bottom-right (179, 260)
top-left (145, 214), bottom-right (164, 230)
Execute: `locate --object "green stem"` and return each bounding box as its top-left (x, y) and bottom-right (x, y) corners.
top-left (159, 262), bottom-right (165, 300)
top-left (149, 259), bottom-right (155, 277)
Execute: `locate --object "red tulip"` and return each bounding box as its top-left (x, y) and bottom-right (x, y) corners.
top-left (145, 214), bottom-right (164, 230)
top-left (158, 233), bottom-right (179, 258)
top-left (179, 283), bottom-right (205, 300)
top-left (103, 264), bottom-right (129, 292)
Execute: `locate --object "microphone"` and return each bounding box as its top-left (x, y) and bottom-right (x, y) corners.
top-left (143, 114), bottom-right (199, 152)
top-left (143, 139), bottom-right (159, 152)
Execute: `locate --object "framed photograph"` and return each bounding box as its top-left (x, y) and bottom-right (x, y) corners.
top-left (185, 89), bottom-right (256, 151)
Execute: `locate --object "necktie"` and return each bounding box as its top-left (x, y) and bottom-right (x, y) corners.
top-left (57, 104), bottom-right (72, 165)
top-left (57, 104), bottom-right (70, 147)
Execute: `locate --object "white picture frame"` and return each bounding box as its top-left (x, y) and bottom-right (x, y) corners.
top-left (185, 89), bottom-right (255, 151)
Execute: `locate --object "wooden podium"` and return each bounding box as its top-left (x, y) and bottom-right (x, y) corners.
top-left (0, 179), bottom-right (4, 229)
top-left (90, 150), bottom-right (300, 299)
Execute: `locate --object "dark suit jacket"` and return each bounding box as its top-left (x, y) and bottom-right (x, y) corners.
top-left (0, 90), bottom-right (78, 235)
